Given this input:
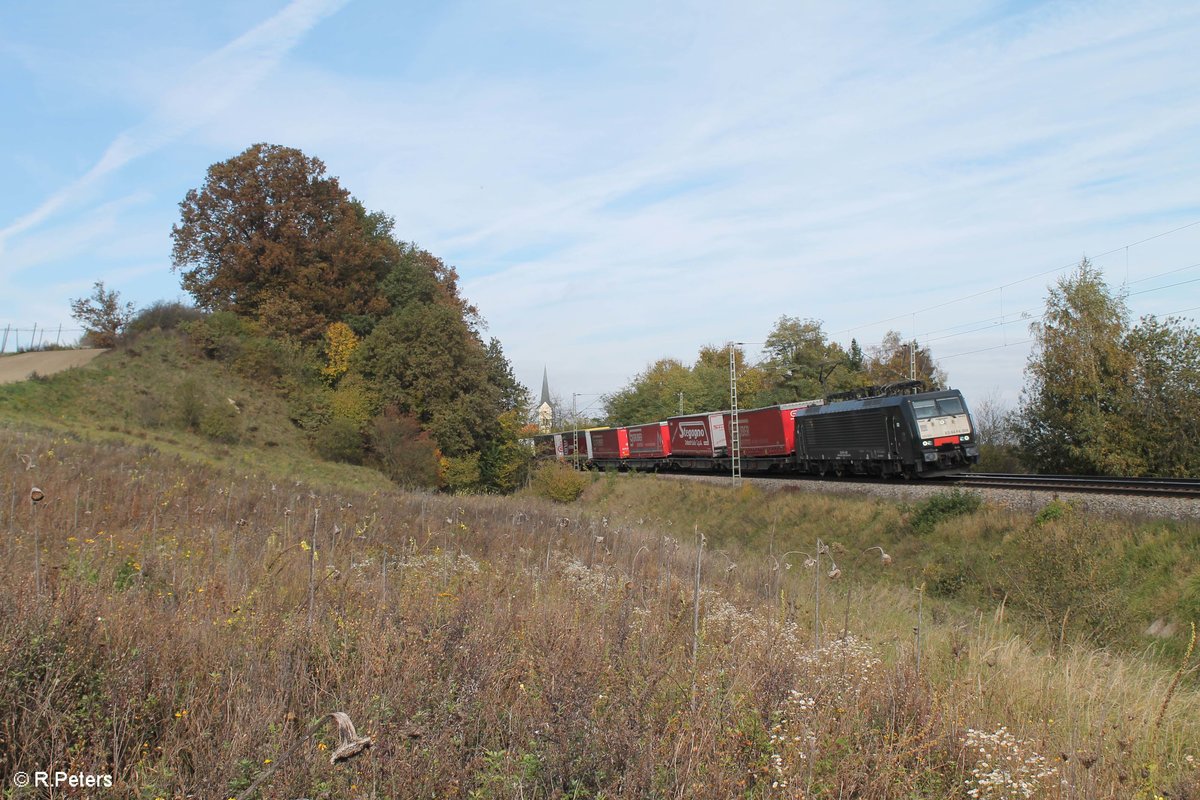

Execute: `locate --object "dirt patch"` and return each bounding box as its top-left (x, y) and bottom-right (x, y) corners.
top-left (0, 349), bottom-right (107, 384)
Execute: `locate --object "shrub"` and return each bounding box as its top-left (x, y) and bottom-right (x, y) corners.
top-left (176, 377), bottom-right (206, 431)
top-left (910, 489), bottom-right (982, 534)
top-left (441, 452), bottom-right (482, 493)
top-left (369, 410), bottom-right (440, 488)
top-left (199, 403), bottom-right (240, 444)
top-left (529, 461), bottom-right (589, 503)
top-left (124, 301), bottom-right (204, 337)
top-left (1002, 517), bottom-right (1124, 642)
top-left (1033, 499), bottom-right (1075, 526)
top-left (313, 416), bottom-right (364, 464)
top-left (184, 311), bottom-right (254, 361)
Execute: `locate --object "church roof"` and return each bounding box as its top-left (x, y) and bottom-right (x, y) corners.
top-left (540, 366), bottom-right (552, 407)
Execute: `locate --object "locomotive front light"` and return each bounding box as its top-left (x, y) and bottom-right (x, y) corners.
top-left (960, 435), bottom-right (971, 442)
top-left (921, 440), bottom-right (932, 447)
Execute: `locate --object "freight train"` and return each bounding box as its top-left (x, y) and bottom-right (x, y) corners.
top-left (533, 383), bottom-right (978, 478)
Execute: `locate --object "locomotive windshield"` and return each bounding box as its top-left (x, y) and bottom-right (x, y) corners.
top-left (911, 396), bottom-right (966, 419)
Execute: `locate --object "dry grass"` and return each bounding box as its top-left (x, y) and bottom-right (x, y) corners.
top-left (1, 430), bottom-right (1198, 799)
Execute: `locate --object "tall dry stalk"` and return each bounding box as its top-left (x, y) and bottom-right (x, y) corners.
top-left (31, 486), bottom-right (44, 595)
top-left (307, 506), bottom-right (319, 629)
top-left (691, 526), bottom-right (705, 709)
top-left (1151, 621), bottom-right (1196, 741)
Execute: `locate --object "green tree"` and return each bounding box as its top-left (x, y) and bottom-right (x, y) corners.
top-left (69, 281), bottom-right (135, 348)
top-left (485, 337), bottom-right (531, 414)
top-left (1016, 259), bottom-right (1138, 474)
top-left (354, 302), bottom-right (498, 457)
top-left (693, 344), bottom-right (768, 411)
top-left (170, 143), bottom-right (392, 340)
top-left (604, 358), bottom-right (695, 425)
top-left (757, 316), bottom-right (860, 404)
top-left (1126, 315), bottom-right (1200, 476)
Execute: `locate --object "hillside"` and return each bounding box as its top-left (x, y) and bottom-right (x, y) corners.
top-left (0, 331), bottom-right (392, 492)
top-left (0, 338), bottom-right (1198, 798)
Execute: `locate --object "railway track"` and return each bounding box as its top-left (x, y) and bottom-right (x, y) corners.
top-left (950, 472), bottom-right (1200, 498)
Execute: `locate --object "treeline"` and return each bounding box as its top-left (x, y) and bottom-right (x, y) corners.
top-left (135, 143), bottom-right (528, 492)
top-left (604, 259), bottom-right (1200, 479)
top-left (602, 318), bottom-right (942, 426)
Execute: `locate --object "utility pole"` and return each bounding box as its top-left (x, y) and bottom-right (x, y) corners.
top-left (729, 343), bottom-right (742, 486)
top-left (572, 392), bottom-right (580, 470)
top-left (909, 340), bottom-right (917, 381)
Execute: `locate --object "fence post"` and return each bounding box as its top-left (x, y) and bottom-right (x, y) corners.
top-left (1, 325), bottom-right (8, 353)
top-left (30, 323), bottom-right (37, 352)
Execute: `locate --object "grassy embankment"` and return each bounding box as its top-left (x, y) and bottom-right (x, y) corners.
top-left (0, 342), bottom-right (1198, 798)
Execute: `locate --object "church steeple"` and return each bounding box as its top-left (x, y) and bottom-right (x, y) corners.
top-left (537, 367), bottom-right (554, 433)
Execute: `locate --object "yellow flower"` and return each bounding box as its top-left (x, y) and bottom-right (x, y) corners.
top-left (300, 540), bottom-right (310, 551)
top-left (263, 759), bottom-right (272, 764)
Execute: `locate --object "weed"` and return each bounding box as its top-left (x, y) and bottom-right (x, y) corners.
top-left (910, 489), bottom-right (983, 534)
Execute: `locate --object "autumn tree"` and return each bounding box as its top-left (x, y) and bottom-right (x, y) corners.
top-left (1015, 259), bottom-right (1138, 474)
top-left (321, 321), bottom-right (359, 383)
top-left (170, 143), bottom-right (392, 340)
top-left (170, 143), bottom-right (532, 493)
top-left (862, 331), bottom-right (945, 389)
top-left (70, 281), bottom-right (135, 348)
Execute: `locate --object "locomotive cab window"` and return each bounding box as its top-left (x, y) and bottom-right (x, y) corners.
top-left (912, 397), bottom-right (965, 419)
top-left (912, 400), bottom-right (938, 419)
top-left (936, 397), bottom-right (965, 416)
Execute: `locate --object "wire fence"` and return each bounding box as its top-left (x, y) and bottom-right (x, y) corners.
top-left (0, 324), bottom-right (86, 354)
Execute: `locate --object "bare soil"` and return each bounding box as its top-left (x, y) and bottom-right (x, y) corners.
top-left (0, 348), bottom-right (106, 384)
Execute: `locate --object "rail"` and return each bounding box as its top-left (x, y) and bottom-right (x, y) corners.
top-left (950, 473), bottom-right (1200, 498)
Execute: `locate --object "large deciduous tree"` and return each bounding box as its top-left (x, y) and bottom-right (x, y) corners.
top-left (758, 316), bottom-right (860, 403)
top-left (862, 331), bottom-right (945, 390)
top-left (170, 143), bottom-right (391, 340)
top-left (1016, 259), bottom-right (1138, 474)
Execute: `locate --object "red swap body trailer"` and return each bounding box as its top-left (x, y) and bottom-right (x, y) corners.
top-left (667, 412), bottom-right (729, 458)
top-left (722, 402), bottom-right (823, 460)
top-left (589, 428), bottom-right (630, 461)
top-left (626, 422), bottom-right (671, 458)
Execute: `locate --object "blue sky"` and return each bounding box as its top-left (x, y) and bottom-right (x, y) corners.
top-left (3, 0), bottom-right (1199, 413)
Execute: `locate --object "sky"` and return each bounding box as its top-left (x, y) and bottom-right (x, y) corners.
top-left (2, 0), bottom-right (1199, 416)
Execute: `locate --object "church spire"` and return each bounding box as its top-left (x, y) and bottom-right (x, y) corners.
top-left (540, 366), bottom-right (551, 407)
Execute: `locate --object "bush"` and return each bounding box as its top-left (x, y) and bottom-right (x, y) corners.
top-left (313, 416), bottom-right (364, 464)
top-left (199, 403), bottom-right (240, 444)
top-left (529, 461), bottom-right (590, 503)
top-left (124, 301), bottom-right (204, 337)
top-left (1034, 499), bottom-right (1075, 526)
top-left (909, 489), bottom-right (982, 534)
top-left (184, 311), bottom-right (254, 362)
top-left (176, 377), bottom-right (206, 431)
top-left (1002, 517), bottom-right (1125, 642)
top-left (369, 410), bottom-right (441, 488)
top-left (441, 453), bottom-right (481, 493)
